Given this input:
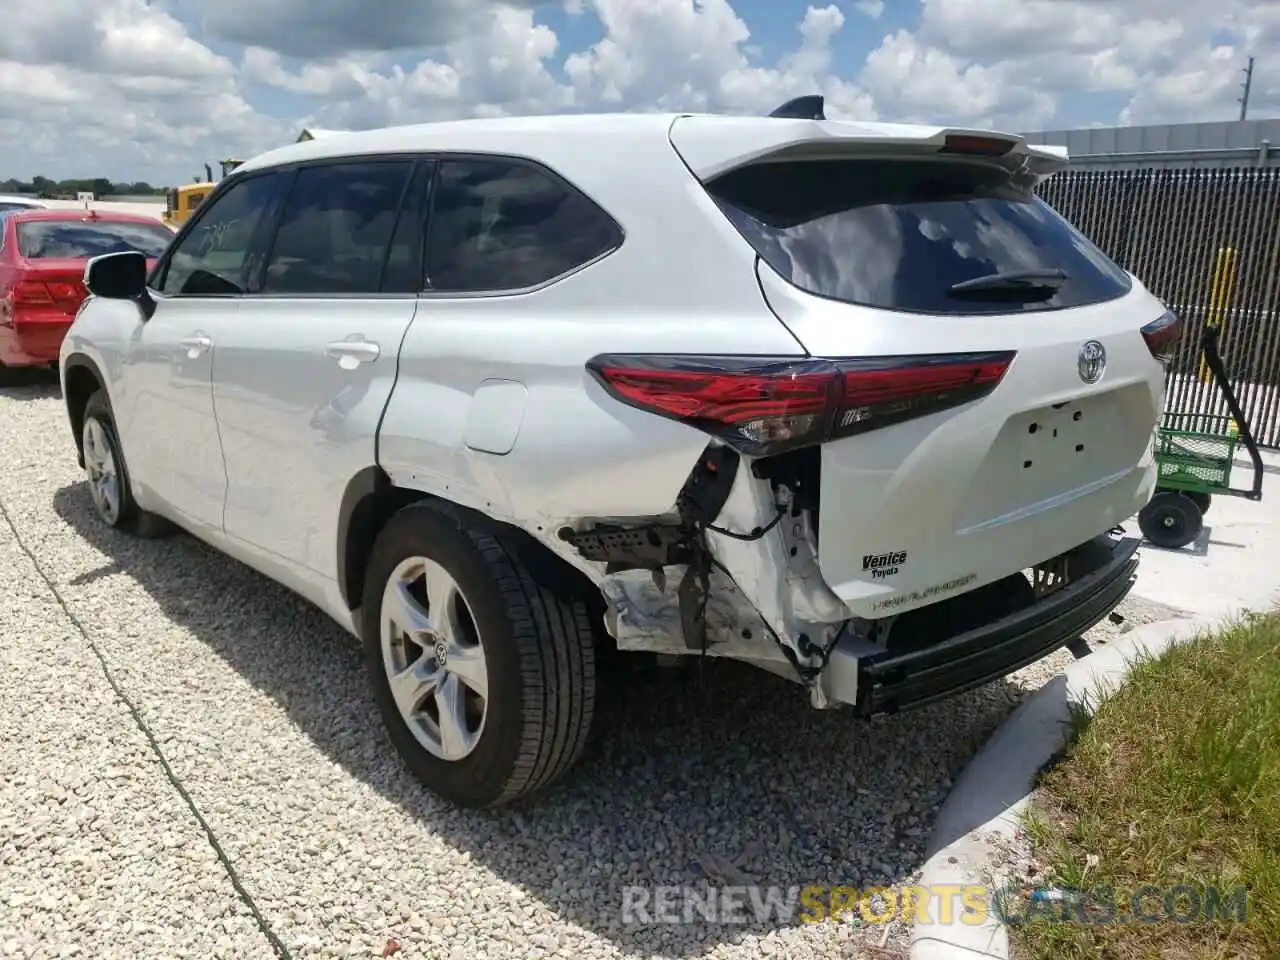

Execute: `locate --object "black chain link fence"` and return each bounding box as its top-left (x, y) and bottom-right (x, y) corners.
top-left (1038, 167), bottom-right (1280, 448)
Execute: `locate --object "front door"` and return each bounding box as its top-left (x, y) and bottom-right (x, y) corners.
top-left (209, 157), bottom-right (429, 578)
top-left (117, 171), bottom-right (285, 531)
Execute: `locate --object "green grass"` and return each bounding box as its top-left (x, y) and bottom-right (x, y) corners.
top-left (1012, 611), bottom-right (1280, 960)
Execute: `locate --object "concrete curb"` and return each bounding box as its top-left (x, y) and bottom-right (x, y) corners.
top-left (908, 609), bottom-right (1243, 960)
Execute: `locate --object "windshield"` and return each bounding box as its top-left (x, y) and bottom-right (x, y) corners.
top-left (706, 157), bottom-right (1133, 315)
top-left (17, 220), bottom-right (175, 260)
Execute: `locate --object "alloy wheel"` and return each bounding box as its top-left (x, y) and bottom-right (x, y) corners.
top-left (379, 556), bottom-right (490, 761)
top-left (83, 419), bottom-right (121, 525)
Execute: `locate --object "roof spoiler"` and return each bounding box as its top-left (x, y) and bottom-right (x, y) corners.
top-left (769, 95), bottom-right (825, 121)
top-left (1026, 142), bottom-right (1070, 161)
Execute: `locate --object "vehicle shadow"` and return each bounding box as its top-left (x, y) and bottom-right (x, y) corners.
top-left (51, 481), bottom-right (1035, 956)
top-left (0, 366), bottom-right (61, 400)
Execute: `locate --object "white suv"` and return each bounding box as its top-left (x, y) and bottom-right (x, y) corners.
top-left (59, 101), bottom-right (1176, 808)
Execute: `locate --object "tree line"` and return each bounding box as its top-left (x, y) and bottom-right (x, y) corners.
top-left (0, 176), bottom-right (167, 199)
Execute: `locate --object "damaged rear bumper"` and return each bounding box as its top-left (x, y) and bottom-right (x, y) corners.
top-left (821, 534), bottom-right (1141, 715)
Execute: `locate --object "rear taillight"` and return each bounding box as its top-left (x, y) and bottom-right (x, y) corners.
top-left (47, 282), bottom-right (83, 303)
top-left (11, 280), bottom-right (53, 306)
top-left (1141, 310), bottom-right (1181, 365)
top-left (587, 351), bottom-right (1015, 456)
top-left (5, 278), bottom-right (85, 311)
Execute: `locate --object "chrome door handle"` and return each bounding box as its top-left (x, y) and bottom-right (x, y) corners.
top-left (180, 334), bottom-right (212, 358)
top-left (326, 339), bottom-right (381, 366)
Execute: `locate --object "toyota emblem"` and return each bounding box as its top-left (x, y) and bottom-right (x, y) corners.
top-left (1078, 340), bottom-right (1106, 384)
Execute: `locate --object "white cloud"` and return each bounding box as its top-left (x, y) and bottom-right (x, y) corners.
top-left (863, 0), bottom-right (1280, 127)
top-left (0, 0), bottom-right (1275, 186)
top-left (0, 0), bottom-right (285, 185)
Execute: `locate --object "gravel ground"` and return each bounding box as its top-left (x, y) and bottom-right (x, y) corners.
top-left (0, 374), bottom-right (1187, 960)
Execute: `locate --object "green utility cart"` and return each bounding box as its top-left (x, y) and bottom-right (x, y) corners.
top-left (1138, 324), bottom-right (1265, 549)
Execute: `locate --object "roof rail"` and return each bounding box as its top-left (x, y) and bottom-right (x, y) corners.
top-left (769, 95), bottom-right (826, 120)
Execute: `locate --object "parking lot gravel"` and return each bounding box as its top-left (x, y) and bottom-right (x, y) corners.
top-left (0, 374), bottom-right (1187, 960)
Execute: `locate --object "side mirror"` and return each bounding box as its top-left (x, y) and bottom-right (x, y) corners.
top-left (84, 251), bottom-right (156, 319)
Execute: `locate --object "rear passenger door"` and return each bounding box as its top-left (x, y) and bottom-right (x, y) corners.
top-left (374, 155), bottom-right (627, 516)
top-left (209, 157), bottom-right (429, 582)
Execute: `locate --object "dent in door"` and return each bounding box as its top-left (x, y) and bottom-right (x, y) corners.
top-left (463, 379), bottom-right (528, 455)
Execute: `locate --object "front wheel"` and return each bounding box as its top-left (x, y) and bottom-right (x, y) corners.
top-left (361, 502), bottom-right (597, 809)
top-left (81, 390), bottom-right (174, 537)
top-left (82, 391), bottom-right (140, 530)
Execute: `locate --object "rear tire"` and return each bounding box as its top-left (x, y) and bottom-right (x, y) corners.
top-left (361, 501), bottom-right (597, 809)
top-left (81, 391), bottom-right (174, 538)
top-left (1138, 491), bottom-right (1203, 549)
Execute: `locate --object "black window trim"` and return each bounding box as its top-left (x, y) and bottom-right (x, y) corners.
top-left (151, 149), bottom-right (627, 302)
top-left (418, 150), bottom-right (626, 300)
top-left (243, 155), bottom-right (427, 300)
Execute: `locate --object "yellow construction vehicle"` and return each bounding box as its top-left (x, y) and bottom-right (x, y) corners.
top-left (162, 158), bottom-right (245, 228)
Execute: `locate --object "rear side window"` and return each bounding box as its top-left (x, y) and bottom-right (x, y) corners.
top-left (260, 160), bottom-right (414, 295)
top-left (425, 158), bottom-right (622, 293)
top-left (17, 220), bottom-right (175, 259)
top-left (707, 158), bottom-right (1132, 315)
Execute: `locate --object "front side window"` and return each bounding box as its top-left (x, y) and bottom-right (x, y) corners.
top-left (259, 161), bottom-right (414, 295)
top-left (425, 158), bottom-right (622, 293)
top-left (17, 220), bottom-right (175, 259)
top-left (707, 158), bottom-right (1133, 315)
top-left (158, 174), bottom-right (281, 296)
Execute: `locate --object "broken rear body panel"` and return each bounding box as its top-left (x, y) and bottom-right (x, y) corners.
top-left (377, 112), bottom-right (1162, 712)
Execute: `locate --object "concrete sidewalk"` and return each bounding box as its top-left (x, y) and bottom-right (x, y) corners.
top-left (912, 447), bottom-right (1279, 960)
top-left (1121, 447), bottom-right (1280, 618)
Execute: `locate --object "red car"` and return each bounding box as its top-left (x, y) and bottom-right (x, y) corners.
top-left (0, 209), bottom-right (174, 371)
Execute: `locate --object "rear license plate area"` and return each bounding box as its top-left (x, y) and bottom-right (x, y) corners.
top-left (958, 388), bottom-right (1148, 527)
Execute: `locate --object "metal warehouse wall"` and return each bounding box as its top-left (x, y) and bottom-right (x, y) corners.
top-left (1020, 119), bottom-right (1280, 170)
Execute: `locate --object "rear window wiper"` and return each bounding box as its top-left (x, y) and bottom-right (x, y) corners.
top-left (948, 268), bottom-right (1068, 295)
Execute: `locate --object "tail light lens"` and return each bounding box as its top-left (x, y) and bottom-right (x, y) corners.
top-left (46, 282), bottom-right (83, 303)
top-left (11, 280), bottom-right (54, 306)
top-left (5, 278), bottom-right (86, 311)
top-left (587, 351), bottom-right (1015, 456)
top-left (1141, 310), bottom-right (1182, 365)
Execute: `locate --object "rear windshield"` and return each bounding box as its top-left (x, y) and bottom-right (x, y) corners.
top-left (17, 220), bottom-right (174, 260)
top-left (706, 158), bottom-right (1132, 315)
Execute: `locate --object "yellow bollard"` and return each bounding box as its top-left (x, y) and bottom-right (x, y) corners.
top-left (1198, 246), bottom-right (1238, 384)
